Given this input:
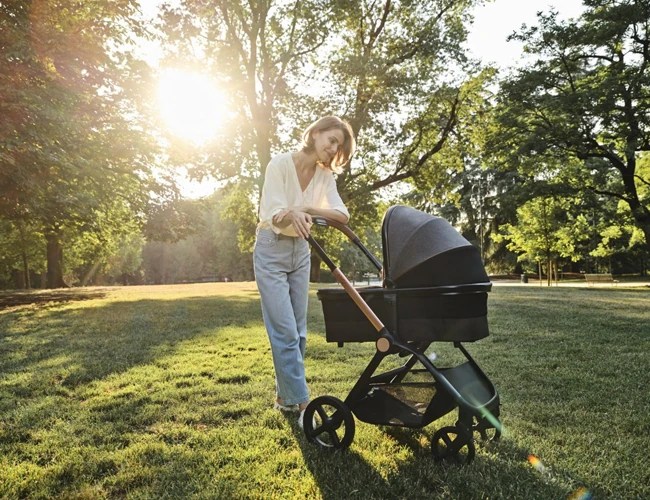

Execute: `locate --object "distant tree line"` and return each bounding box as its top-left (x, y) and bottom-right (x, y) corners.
top-left (1, 0), bottom-right (648, 289)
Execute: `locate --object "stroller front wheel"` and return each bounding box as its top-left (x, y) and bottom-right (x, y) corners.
top-left (303, 396), bottom-right (355, 450)
top-left (431, 426), bottom-right (475, 465)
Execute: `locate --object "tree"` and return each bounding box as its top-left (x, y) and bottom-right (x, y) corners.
top-left (0, 219), bottom-right (46, 289)
top-left (158, 0), bottom-right (334, 185)
top-left (158, 0), bottom-right (486, 195)
top-left (1, 0), bottom-right (166, 288)
top-left (322, 1), bottom-right (487, 202)
top-left (490, 0), bottom-right (650, 252)
top-left (493, 196), bottom-right (590, 285)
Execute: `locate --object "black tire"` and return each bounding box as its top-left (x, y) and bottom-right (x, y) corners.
top-left (431, 426), bottom-right (475, 465)
top-left (303, 395), bottom-right (355, 450)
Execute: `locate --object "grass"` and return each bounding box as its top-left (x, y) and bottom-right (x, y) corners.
top-left (0, 283), bottom-right (649, 499)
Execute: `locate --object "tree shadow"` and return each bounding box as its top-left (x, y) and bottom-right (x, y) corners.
top-left (0, 294), bottom-right (261, 388)
top-left (0, 288), bottom-right (109, 310)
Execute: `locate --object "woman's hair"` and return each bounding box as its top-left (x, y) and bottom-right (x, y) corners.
top-left (300, 116), bottom-right (356, 173)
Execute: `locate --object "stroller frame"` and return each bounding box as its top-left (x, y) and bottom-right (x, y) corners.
top-left (302, 216), bottom-right (501, 464)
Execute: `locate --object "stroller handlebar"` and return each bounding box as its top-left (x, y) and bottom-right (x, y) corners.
top-left (311, 216), bottom-right (383, 272)
top-left (311, 216), bottom-right (356, 240)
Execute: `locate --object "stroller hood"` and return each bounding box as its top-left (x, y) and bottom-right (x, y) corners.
top-left (381, 205), bottom-right (489, 288)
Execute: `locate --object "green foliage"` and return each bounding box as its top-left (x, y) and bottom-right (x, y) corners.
top-left (141, 191), bottom-right (255, 284)
top-left (489, 0), bottom-right (650, 250)
top-left (0, 219), bottom-right (46, 288)
top-left (157, 0), bottom-right (487, 219)
top-left (219, 184), bottom-right (258, 254)
top-left (494, 196), bottom-right (590, 266)
top-left (0, 0), bottom-right (173, 287)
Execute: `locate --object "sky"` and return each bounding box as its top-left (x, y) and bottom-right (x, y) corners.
top-left (466, 0), bottom-right (586, 70)
top-left (140, 0), bottom-right (588, 198)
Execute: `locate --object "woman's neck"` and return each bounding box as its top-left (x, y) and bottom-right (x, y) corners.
top-left (294, 150), bottom-right (318, 172)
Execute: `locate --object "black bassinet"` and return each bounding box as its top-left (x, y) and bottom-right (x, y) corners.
top-left (318, 205), bottom-right (491, 344)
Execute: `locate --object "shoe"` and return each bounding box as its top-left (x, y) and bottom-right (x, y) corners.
top-left (273, 400), bottom-right (299, 413)
top-left (298, 409), bottom-right (306, 429)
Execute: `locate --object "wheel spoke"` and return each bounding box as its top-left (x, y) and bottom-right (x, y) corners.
top-left (308, 424), bottom-right (327, 438)
top-left (448, 436), bottom-right (464, 455)
top-left (316, 406), bottom-right (329, 422)
top-left (329, 429), bottom-right (341, 448)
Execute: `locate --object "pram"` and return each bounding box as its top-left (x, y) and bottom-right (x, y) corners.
top-left (303, 205), bottom-right (501, 464)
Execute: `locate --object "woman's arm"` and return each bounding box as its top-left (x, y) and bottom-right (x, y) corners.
top-left (305, 206), bottom-right (349, 224)
top-left (272, 207), bottom-right (313, 239)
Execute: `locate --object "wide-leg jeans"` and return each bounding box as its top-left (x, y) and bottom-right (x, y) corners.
top-left (253, 228), bottom-right (310, 406)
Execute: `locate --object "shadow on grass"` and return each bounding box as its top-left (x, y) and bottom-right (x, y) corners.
top-left (0, 291), bottom-right (274, 497)
top-left (0, 288), bottom-right (109, 311)
top-left (0, 294), bottom-right (261, 389)
top-left (288, 412), bottom-right (578, 499)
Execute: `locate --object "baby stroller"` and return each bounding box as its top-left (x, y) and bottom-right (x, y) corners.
top-left (304, 205), bottom-right (501, 464)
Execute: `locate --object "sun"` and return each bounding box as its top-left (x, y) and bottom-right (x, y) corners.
top-left (158, 69), bottom-right (229, 144)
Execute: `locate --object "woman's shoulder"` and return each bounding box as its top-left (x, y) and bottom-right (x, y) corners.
top-left (315, 163), bottom-right (335, 183)
top-left (269, 152), bottom-right (294, 167)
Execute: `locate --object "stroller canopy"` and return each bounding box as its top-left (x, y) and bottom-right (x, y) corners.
top-left (381, 206), bottom-right (489, 288)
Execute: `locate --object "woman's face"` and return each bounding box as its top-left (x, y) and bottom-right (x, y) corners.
top-left (312, 128), bottom-right (345, 164)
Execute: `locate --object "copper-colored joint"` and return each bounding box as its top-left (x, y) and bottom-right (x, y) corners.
top-left (376, 337), bottom-right (391, 352)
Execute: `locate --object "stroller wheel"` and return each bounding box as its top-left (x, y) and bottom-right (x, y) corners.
top-left (472, 418), bottom-right (502, 444)
top-left (431, 426), bottom-right (475, 465)
top-left (303, 396), bottom-right (355, 450)
top-left (476, 425), bottom-right (501, 443)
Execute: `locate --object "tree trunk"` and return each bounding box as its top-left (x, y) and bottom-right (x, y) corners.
top-left (620, 166), bottom-right (650, 254)
top-left (310, 239), bottom-right (323, 282)
top-left (538, 260), bottom-right (542, 286)
top-left (547, 259), bottom-right (552, 287)
top-left (46, 232), bottom-right (68, 289)
top-left (17, 222), bottom-right (31, 289)
top-left (22, 250), bottom-right (31, 289)
top-left (13, 269), bottom-right (25, 289)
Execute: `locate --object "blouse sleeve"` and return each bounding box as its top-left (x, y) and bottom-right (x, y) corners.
top-left (259, 157), bottom-right (288, 230)
top-left (323, 173), bottom-right (350, 220)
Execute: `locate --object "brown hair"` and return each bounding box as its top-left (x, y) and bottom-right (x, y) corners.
top-left (300, 116), bottom-right (356, 173)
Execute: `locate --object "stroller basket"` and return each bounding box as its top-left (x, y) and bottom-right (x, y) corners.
top-left (318, 284), bottom-right (491, 343)
top-left (354, 362), bottom-right (495, 428)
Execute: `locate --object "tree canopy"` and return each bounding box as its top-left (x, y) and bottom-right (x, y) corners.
top-left (489, 0), bottom-right (650, 252)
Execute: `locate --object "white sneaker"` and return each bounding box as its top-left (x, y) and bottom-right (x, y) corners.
top-left (273, 400), bottom-right (299, 413)
top-left (298, 409), bottom-right (306, 429)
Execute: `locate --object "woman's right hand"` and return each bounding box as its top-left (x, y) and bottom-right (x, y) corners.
top-left (273, 208), bottom-right (312, 239)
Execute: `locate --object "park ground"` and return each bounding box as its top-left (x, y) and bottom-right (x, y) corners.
top-left (0, 282), bottom-right (649, 499)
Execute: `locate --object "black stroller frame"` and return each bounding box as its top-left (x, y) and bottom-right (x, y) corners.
top-left (303, 206), bottom-right (501, 464)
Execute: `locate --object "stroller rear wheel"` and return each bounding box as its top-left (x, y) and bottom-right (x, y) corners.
top-left (474, 425), bottom-right (501, 444)
top-left (303, 396), bottom-right (355, 450)
top-left (431, 426), bottom-right (475, 465)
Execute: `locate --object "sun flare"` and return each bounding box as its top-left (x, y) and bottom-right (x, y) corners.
top-left (158, 69), bottom-right (228, 144)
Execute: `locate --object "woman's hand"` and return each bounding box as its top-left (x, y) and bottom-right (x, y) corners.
top-left (273, 208), bottom-right (313, 239)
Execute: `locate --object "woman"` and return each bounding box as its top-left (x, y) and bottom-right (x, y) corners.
top-left (254, 116), bottom-right (355, 427)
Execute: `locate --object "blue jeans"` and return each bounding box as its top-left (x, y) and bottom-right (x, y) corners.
top-left (254, 228), bottom-right (311, 406)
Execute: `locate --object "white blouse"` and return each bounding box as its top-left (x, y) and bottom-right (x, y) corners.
top-left (258, 152), bottom-right (350, 237)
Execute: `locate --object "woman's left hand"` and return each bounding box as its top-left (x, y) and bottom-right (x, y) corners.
top-left (273, 207), bottom-right (312, 238)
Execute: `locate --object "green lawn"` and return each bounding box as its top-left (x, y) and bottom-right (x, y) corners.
top-left (1, 283), bottom-right (648, 499)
